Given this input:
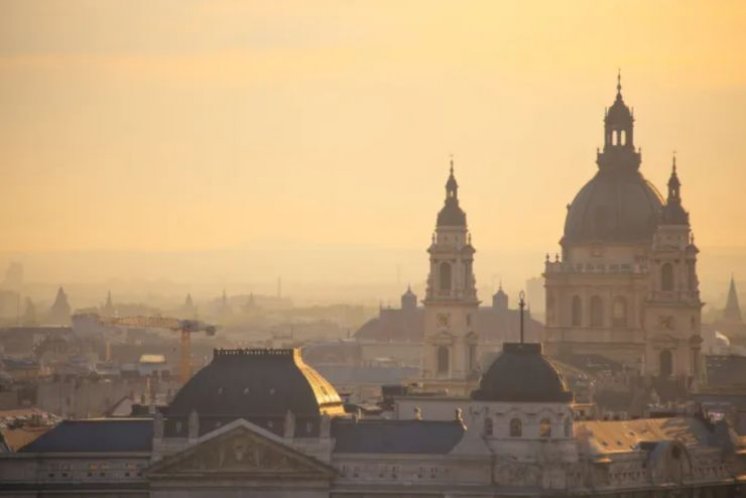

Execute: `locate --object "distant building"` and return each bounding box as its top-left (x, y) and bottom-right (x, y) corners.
top-left (354, 285), bottom-right (542, 366)
top-left (713, 277), bottom-right (746, 347)
top-left (1, 262), bottom-right (23, 292)
top-left (47, 287), bottom-right (71, 326)
top-left (724, 276), bottom-right (743, 323)
top-left (101, 290), bottom-right (115, 317)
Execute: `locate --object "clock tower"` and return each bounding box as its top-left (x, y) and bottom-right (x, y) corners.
top-left (421, 159), bottom-right (480, 393)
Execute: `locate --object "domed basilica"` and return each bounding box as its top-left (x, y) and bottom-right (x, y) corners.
top-left (544, 75), bottom-right (703, 390)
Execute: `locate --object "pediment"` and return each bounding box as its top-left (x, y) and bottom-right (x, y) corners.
top-left (148, 419), bottom-right (335, 480)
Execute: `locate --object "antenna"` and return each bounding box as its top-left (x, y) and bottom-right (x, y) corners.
top-left (519, 290), bottom-right (526, 344)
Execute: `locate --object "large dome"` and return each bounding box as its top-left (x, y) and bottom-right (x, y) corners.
top-left (563, 169), bottom-right (663, 245)
top-left (472, 343), bottom-right (572, 403)
top-left (166, 349), bottom-right (343, 418)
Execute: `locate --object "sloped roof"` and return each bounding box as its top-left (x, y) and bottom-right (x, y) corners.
top-left (19, 418), bottom-right (152, 453)
top-left (332, 419), bottom-right (464, 454)
top-left (575, 417), bottom-right (725, 455)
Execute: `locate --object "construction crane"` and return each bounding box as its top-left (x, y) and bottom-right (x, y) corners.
top-left (94, 315), bottom-right (217, 384)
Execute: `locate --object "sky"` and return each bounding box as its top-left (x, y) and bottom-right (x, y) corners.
top-left (1, 1), bottom-right (745, 301)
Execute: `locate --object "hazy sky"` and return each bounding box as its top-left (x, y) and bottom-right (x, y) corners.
top-left (1, 1), bottom-right (745, 296)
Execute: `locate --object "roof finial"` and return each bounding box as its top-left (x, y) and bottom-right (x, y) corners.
top-left (617, 68), bottom-right (622, 95)
top-left (449, 153), bottom-right (454, 175)
top-left (672, 150), bottom-right (677, 173)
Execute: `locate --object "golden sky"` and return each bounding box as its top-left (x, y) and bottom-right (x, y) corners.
top-left (1, 1), bottom-right (745, 281)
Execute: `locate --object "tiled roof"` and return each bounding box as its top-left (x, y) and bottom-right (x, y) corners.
top-left (575, 416), bottom-right (726, 455)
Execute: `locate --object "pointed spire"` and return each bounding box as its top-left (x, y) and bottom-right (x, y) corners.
top-left (48, 286), bottom-right (71, 325)
top-left (661, 152), bottom-right (688, 225)
top-left (668, 152), bottom-right (681, 194)
top-left (102, 290), bottom-right (115, 316)
top-left (617, 68), bottom-right (622, 96)
top-left (518, 290), bottom-right (526, 344)
top-left (445, 155), bottom-right (458, 198)
top-left (724, 275), bottom-right (743, 323)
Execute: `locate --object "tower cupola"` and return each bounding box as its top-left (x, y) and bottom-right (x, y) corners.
top-left (660, 154), bottom-right (689, 225)
top-left (437, 159), bottom-right (467, 227)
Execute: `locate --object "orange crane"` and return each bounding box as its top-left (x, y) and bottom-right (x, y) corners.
top-left (94, 315), bottom-right (217, 384)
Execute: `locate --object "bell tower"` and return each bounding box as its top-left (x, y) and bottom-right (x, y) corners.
top-left (644, 155), bottom-right (703, 383)
top-left (422, 159), bottom-right (480, 391)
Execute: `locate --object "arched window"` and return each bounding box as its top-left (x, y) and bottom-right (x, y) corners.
top-left (509, 418), bottom-right (522, 437)
top-left (661, 263), bottom-right (674, 291)
top-left (436, 346), bottom-right (449, 375)
top-left (467, 343), bottom-right (478, 372)
top-left (484, 417), bottom-right (493, 436)
top-left (439, 262), bottom-right (452, 292)
top-left (612, 297), bottom-right (628, 328)
top-left (571, 295), bottom-right (582, 327)
top-left (659, 350), bottom-right (673, 378)
top-left (590, 295), bottom-right (604, 327)
top-left (547, 293), bottom-right (556, 324)
top-left (540, 418), bottom-right (552, 438)
top-left (620, 129), bottom-right (626, 146)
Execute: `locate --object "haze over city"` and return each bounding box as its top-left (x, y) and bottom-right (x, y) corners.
top-left (5, 2), bottom-right (746, 496)
top-left (2, 1), bottom-right (746, 306)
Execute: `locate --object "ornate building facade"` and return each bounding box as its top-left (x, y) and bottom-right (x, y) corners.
top-left (2, 346), bottom-right (745, 497)
top-left (544, 76), bottom-right (704, 386)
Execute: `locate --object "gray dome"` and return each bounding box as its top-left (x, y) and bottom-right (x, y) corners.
top-left (166, 349), bottom-right (343, 418)
top-left (472, 343), bottom-right (572, 403)
top-left (563, 169), bottom-right (663, 245)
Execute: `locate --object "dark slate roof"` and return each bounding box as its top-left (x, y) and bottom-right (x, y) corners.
top-left (563, 169), bottom-right (663, 245)
top-left (472, 343), bottom-right (573, 403)
top-left (166, 349), bottom-right (343, 418)
top-left (19, 419), bottom-right (152, 453)
top-left (332, 419), bottom-right (464, 454)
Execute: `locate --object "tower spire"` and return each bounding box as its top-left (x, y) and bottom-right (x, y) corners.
top-left (617, 68), bottom-right (622, 96)
top-left (724, 275), bottom-right (743, 323)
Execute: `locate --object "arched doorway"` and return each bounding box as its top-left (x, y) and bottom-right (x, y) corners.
top-left (436, 346), bottom-right (450, 375)
top-left (659, 350), bottom-right (673, 378)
